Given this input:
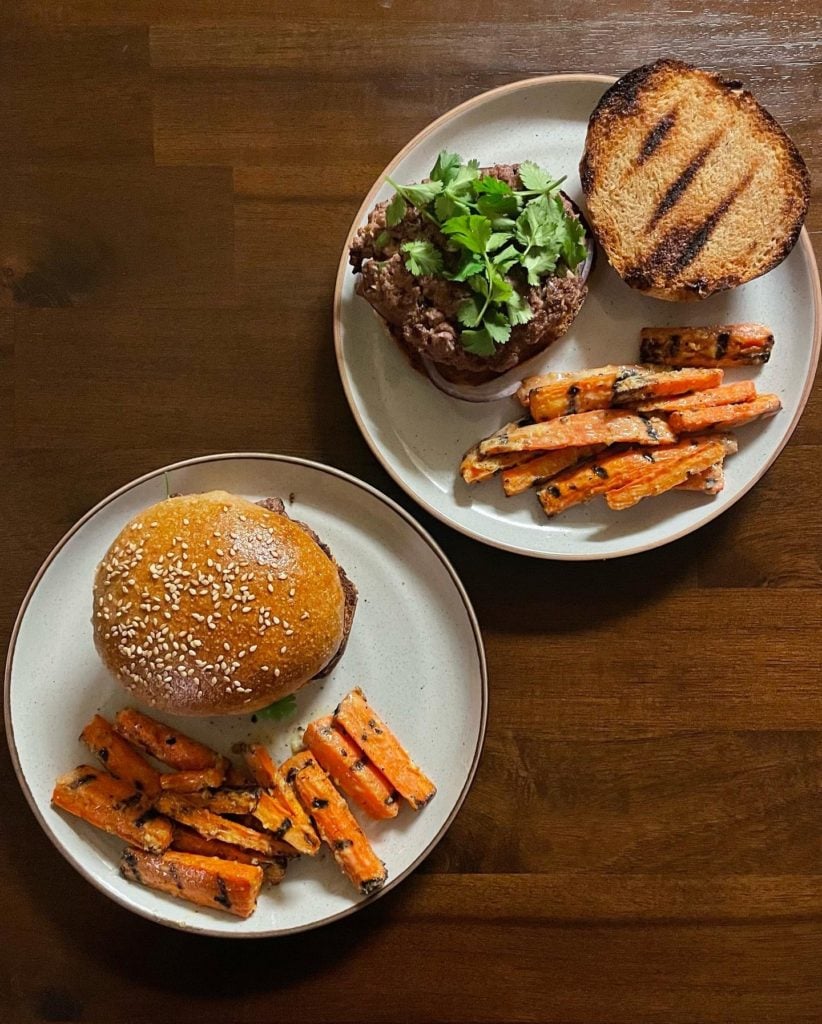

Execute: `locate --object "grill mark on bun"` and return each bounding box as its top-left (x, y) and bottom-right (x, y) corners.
top-left (638, 112), bottom-right (676, 164)
top-left (649, 137), bottom-right (717, 227)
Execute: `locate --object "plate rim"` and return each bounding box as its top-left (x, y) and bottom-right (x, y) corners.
top-left (333, 73), bottom-right (822, 561)
top-left (4, 451), bottom-right (488, 938)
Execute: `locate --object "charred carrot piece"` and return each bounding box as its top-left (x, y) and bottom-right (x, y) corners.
top-left (243, 745), bottom-right (321, 855)
top-left (606, 439), bottom-right (729, 510)
top-left (304, 716), bottom-right (399, 820)
top-left (114, 708), bottom-right (224, 771)
top-left (120, 847), bottom-right (263, 919)
top-left (52, 765), bottom-right (172, 853)
top-left (459, 443), bottom-right (533, 485)
top-left (224, 762), bottom-right (255, 788)
top-left (611, 366), bottom-right (723, 404)
top-left (676, 462), bottom-right (725, 494)
top-left (80, 714), bottom-right (160, 798)
top-left (159, 764), bottom-right (226, 793)
top-left (480, 410), bottom-right (676, 455)
top-left (631, 380), bottom-right (756, 413)
top-left (668, 394), bottom-right (781, 433)
top-left (516, 366), bottom-right (632, 407)
top-left (287, 751), bottom-right (387, 896)
top-left (640, 323), bottom-right (775, 367)
top-left (169, 788), bottom-right (260, 815)
top-left (500, 445), bottom-right (606, 496)
top-left (334, 688), bottom-right (436, 810)
top-left (171, 824), bottom-right (294, 865)
top-left (263, 860), bottom-right (288, 886)
top-left (153, 793), bottom-right (279, 856)
top-left (528, 369), bottom-right (626, 421)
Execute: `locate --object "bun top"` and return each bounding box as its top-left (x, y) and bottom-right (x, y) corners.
top-left (580, 59), bottom-right (810, 300)
top-left (93, 491), bottom-right (347, 716)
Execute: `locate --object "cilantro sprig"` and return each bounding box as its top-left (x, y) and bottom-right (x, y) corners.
top-left (255, 694), bottom-right (297, 721)
top-left (383, 152), bottom-right (588, 357)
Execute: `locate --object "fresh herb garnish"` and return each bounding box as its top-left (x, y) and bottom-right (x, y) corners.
top-left (384, 151), bottom-right (587, 355)
top-left (255, 694), bottom-right (297, 721)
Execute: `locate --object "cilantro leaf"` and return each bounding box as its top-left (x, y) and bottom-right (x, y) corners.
top-left (461, 327), bottom-right (497, 357)
top-left (557, 204), bottom-right (589, 270)
top-left (375, 230), bottom-right (391, 249)
top-left (492, 244), bottom-right (521, 273)
top-left (486, 231), bottom-right (513, 252)
top-left (521, 246), bottom-right (559, 285)
top-left (518, 161), bottom-right (566, 194)
top-left (457, 296), bottom-right (484, 328)
top-left (430, 150), bottom-right (462, 185)
top-left (474, 176), bottom-right (520, 218)
top-left (401, 240), bottom-right (444, 277)
top-left (434, 192), bottom-right (470, 222)
top-left (487, 267), bottom-right (514, 303)
top-left (506, 289), bottom-right (533, 326)
top-left (387, 176), bottom-right (444, 209)
top-left (448, 254), bottom-right (484, 282)
top-left (515, 194), bottom-right (563, 249)
top-left (441, 214), bottom-right (492, 254)
top-left (483, 309), bottom-right (513, 345)
top-left (256, 694), bottom-right (297, 721)
top-left (386, 192), bottom-right (407, 227)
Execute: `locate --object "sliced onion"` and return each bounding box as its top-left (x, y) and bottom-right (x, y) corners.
top-left (422, 199), bottom-right (595, 404)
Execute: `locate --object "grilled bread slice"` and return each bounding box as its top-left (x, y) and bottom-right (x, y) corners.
top-left (580, 60), bottom-right (810, 301)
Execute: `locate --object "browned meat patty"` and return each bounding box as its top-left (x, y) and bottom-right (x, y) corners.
top-left (349, 164), bottom-right (589, 385)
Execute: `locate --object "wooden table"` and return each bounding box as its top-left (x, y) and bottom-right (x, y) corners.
top-left (2, 3), bottom-right (820, 1022)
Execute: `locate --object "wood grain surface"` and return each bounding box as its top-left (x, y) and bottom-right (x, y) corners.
top-left (1, 2), bottom-right (820, 1022)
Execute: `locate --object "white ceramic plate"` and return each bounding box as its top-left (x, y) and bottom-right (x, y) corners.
top-left (4, 454), bottom-right (487, 937)
top-left (335, 75), bottom-right (821, 560)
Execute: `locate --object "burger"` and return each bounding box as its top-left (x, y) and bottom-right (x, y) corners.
top-left (349, 151), bottom-right (593, 402)
top-left (92, 491), bottom-right (356, 716)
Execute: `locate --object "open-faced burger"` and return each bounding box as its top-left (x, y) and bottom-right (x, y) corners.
top-left (349, 152), bottom-right (594, 401)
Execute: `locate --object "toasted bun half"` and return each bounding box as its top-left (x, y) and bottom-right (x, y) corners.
top-left (93, 491), bottom-right (351, 716)
top-left (580, 60), bottom-right (810, 300)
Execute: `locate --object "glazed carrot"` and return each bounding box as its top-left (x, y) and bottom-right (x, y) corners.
top-left (287, 751), bottom-right (387, 896)
top-left (304, 716), bottom-right (399, 820)
top-left (114, 708), bottom-right (224, 771)
top-left (334, 688), bottom-right (436, 811)
top-left (516, 366), bottom-right (630, 407)
top-left (631, 380), bottom-right (756, 413)
top-left (668, 394), bottom-right (781, 433)
top-left (171, 824), bottom-right (294, 865)
top-left (459, 443), bottom-right (533, 485)
top-left (120, 847), bottom-right (263, 919)
top-left (528, 368), bottom-right (628, 421)
top-left (170, 788), bottom-right (260, 815)
top-left (611, 366), bottom-right (723, 404)
top-left (537, 436), bottom-right (738, 517)
top-left (153, 793), bottom-right (279, 856)
top-left (500, 446), bottom-right (605, 496)
top-left (80, 714), bottom-right (160, 798)
top-left (606, 439), bottom-right (728, 510)
top-left (676, 463), bottom-right (725, 494)
top-left (243, 745), bottom-right (321, 855)
top-left (52, 765), bottom-right (172, 853)
top-left (479, 410), bottom-right (676, 455)
top-left (159, 765), bottom-right (226, 792)
top-left (640, 323), bottom-right (774, 367)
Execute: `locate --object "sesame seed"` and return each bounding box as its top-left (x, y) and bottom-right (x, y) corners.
top-left (260, 665), bottom-right (270, 672)
top-left (301, 611), bottom-right (309, 620)
top-left (183, 518), bottom-right (190, 525)
top-left (223, 642), bottom-right (230, 651)
top-left (280, 645), bottom-right (287, 654)
top-left (249, 645), bottom-right (257, 652)
top-left (288, 588), bottom-right (295, 598)
top-left (278, 572), bottom-right (287, 580)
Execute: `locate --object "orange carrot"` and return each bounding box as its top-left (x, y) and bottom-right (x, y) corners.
top-left (171, 824), bottom-right (294, 865)
top-left (611, 366), bottom-right (723, 404)
top-left (287, 751), bottom-right (387, 896)
top-left (120, 847), bottom-right (263, 919)
top-left (304, 716), bottom-right (399, 820)
top-left (159, 765), bottom-right (226, 793)
top-left (80, 714), bottom-right (160, 798)
top-left (169, 788), bottom-right (260, 815)
top-left (640, 323), bottom-right (774, 367)
top-left (243, 745), bottom-right (321, 856)
top-left (459, 443), bottom-right (533, 485)
top-left (479, 410), bottom-right (676, 455)
top-left (528, 368), bottom-right (626, 420)
top-left (605, 439), bottom-right (729, 510)
top-left (242, 744), bottom-right (280, 788)
top-left (334, 688), bottom-right (436, 811)
top-left (114, 708), bottom-right (224, 771)
top-left (516, 366), bottom-right (631, 407)
top-left (52, 765), bottom-right (172, 853)
top-left (500, 445), bottom-right (605, 496)
top-left (631, 380), bottom-right (756, 413)
top-left (668, 394), bottom-right (781, 433)
top-left (676, 463), bottom-right (725, 494)
top-left (153, 793), bottom-right (280, 856)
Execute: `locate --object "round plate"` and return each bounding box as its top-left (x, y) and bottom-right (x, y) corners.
top-left (334, 75), bottom-right (821, 560)
top-left (4, 454), bottom-right (487, 937)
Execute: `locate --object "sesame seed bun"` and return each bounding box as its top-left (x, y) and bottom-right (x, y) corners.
top-left (92, 491), bottom-right (353, 716)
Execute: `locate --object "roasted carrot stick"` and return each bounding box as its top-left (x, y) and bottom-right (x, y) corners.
top-left (479, 410), bottom-right (676, 455)
top-left (668, 394), bottom-right (782, 433)
top-left (159, 765), bottom-right (226, 793)
top-left (287, 751), bottom-right (387, 896)
top-left (516, 366), bottom-right (631, 407)
top-left (114, 708), bottom-right (224, 771)
top-left (171, 824), bottom-right (294, 865)
top-left (459, 443), bottom-right (533, 485)
top-left (631, 380), bottom-right (756, 413)
top-left (170, 788), bottom-right (260, 815)
top-left (80, 714), bottom-right (160, 798)
top-left (676, 463), bottom-right (725, 494)
top-left (640, 323), bottom-right (775, 367)
top-left (528, 369), bottom-right (625, 421)
top-left (611, 366), bottom-right (723, 404)
top-left (243, 745), bottom-right (321, 855)
top-left (606, 439), bottom-right (729, 510)
top-left (333, 689), bottom-right (436, 810)
top-left (52, 765), bottom-right (172, 853)
top-left (120, 847), bottom-right (263, 919)
top-left (500, 446), bottom-right (605, 496)
top-left (304, 716), bottom-right (399, 820)
top-left (153, 793), bottom-right (280, 856)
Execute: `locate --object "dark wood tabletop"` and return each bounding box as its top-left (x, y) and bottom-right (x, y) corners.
top-left (2, 3), bottom-right (820, 1022)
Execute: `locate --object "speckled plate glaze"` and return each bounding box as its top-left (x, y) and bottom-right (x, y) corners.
top-left (5, 454), bottom-right (487, 937)
top-left (334, 75), bottom-right (821, 559)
